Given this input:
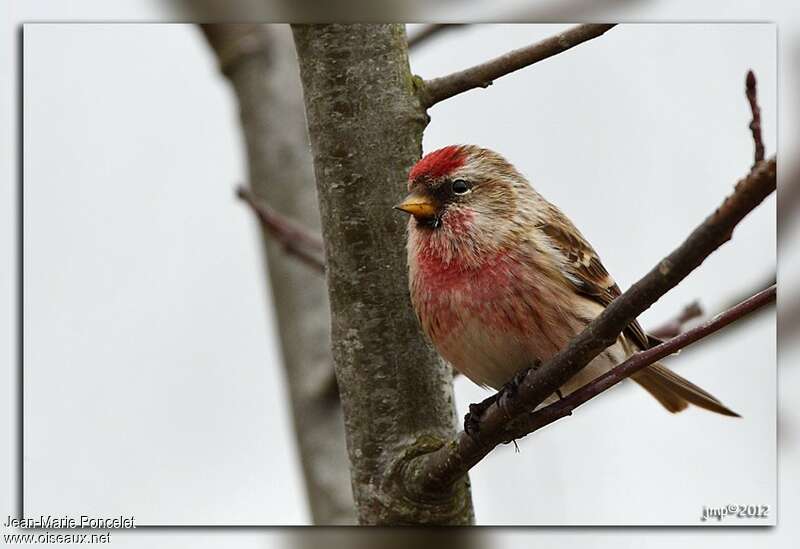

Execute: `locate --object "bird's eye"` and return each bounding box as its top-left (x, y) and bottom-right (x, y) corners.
top-left (451, 179), bottom-right (470, 194)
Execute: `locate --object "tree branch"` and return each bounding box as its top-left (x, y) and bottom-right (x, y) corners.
top-left (407, 24), bottom-right (463, 50)
top-left (419, 23), bottom-right (616, 108)
top-left (513, 284), bottom-right (774, 437)
top-left (406, 156), bottom-right (776, 494)
top-left (746, 70), bottom-right (765, 167)
top-left (721, 272), bottom-right (776, 312)
top-left (237, 186), bottom-right (326, 274)
top-left (648, 273), bottom-right (775, 346)
top-left (648, 301), bottom-right (704, 340)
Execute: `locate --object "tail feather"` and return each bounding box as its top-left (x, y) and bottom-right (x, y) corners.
top-left (633, 371), bottom-right (689, 413)
top-left (631, 363), bottom-right (740, 417)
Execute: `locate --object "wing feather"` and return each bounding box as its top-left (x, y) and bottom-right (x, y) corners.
top-left (537, 203), bottom-right (653, 350)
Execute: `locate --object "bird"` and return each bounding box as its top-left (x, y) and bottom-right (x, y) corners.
top-left (394, 144), bottom-right (738, 432)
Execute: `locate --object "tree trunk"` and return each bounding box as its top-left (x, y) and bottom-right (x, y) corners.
top-left (291, 23), bottom-right (474, 525)
top-left (200, 23), bottom-right (355, 525)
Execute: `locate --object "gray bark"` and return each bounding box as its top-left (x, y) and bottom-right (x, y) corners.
top-left (291, 24), bottom-right (473, 525)
top-left (200, 24), bottom-right (355, 524)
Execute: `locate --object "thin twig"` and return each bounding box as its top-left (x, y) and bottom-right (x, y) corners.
top-left (720, 272), bottom-right (775, 312)
top-left (647, 274), bottom-right (775, 353)
top-left (669, 275), bottom-right (776, 356)
top-left (236, 186), bottom-right (326, 273)
top-left (419, 24), bottom-right (616, 108)
top-left (406, 157), bottom-right (776, 493)
top-left (407, 24), bottom-right (464, 50)
top-left (648, 301), bottom-right (704, 340)
top-left (746, 70), bottom-right (765, 167)
top-left (513, 285), bottom-right (775, 437)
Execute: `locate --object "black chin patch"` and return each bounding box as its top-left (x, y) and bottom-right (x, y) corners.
top-left (416, 215), bottom-right (441, 230)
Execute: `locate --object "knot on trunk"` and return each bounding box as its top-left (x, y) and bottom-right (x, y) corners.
top-left (380, 434), bottom-right (473, 525)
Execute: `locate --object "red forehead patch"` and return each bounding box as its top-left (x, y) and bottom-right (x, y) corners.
top-left (408, 145), bottom-right (468, 182)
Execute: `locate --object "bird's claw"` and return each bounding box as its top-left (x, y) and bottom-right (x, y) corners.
top-left (464, 393), bottom-right (501, 442)
top-left (505, 366), bottom-right (531, 397)
top-left (498, 361), bottom-right (539, 415)
top-left (464, 362), bottom-right (541, 442)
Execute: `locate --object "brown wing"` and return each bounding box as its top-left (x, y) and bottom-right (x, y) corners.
top-left (538, 204), bottom-right (655, 351)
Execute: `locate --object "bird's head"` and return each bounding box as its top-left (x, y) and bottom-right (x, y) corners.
top-left (396, 145), bottom-right (530, 255)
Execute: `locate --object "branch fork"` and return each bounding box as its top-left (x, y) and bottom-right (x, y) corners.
top-left (419, 24), bottom-right (617, 108)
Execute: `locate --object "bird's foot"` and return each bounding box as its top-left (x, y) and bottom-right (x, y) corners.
top-left (464, 392), bottom-right (501, 442)
top-left (464, 362), bottom-right (541, 442)
top-left (498, 361), bottom-right (540, 416)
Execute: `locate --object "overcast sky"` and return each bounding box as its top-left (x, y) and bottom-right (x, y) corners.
top-left (3, 2), bottom-right (800, 548)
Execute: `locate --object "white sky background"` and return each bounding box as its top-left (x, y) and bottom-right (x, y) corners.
top-left (2, 1), bottom-right (799, 547)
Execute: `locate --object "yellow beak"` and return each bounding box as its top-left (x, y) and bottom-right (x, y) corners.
top-left (393, 192), bottom-right (438, 220)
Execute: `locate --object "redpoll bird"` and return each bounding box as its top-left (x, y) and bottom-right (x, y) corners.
top-left (395, 145), bottom-right (738, 426)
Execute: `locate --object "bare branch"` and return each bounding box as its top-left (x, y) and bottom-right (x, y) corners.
top-left (407, 24), bottom-right (464, 50)
top-left (648, 301), bottom-right (704, 339)
top-left (649, 273), bottom-right (775, 345)
top-left (200, 24), bottom-right (270, 76)
top-left (721, 272), bottom-right (776, 312)
top-left (420, 23), bottom-right (616, 108)
top-left (510, 284), bottom-right (775, 437)
top-left (746, 70), bottom-right (765, 166)
top-left (406, 156), bottom-right (776, 493)
top-left (237, 186), bottom-right (326, 273)
top-left (686, 273), bottom-right (776, 354)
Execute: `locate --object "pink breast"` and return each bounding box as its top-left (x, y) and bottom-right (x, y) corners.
top-left (413, 248), bottom-right (536, 340)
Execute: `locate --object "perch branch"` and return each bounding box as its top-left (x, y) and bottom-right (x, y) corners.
top-left (721, 272), bottom-right (776, 312)
top-left (514, 284), bottom-right (774, 437)
top-left (746, 70), bottom-right (765, 166)
top-left (648, 273), bottom-right (775, 347)
top-left (407, 156), bottom-right (776, 493)
top-left (236, 186), bottom-right (326, 273)
top-left (420, 23), bottom-right (616, 108)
